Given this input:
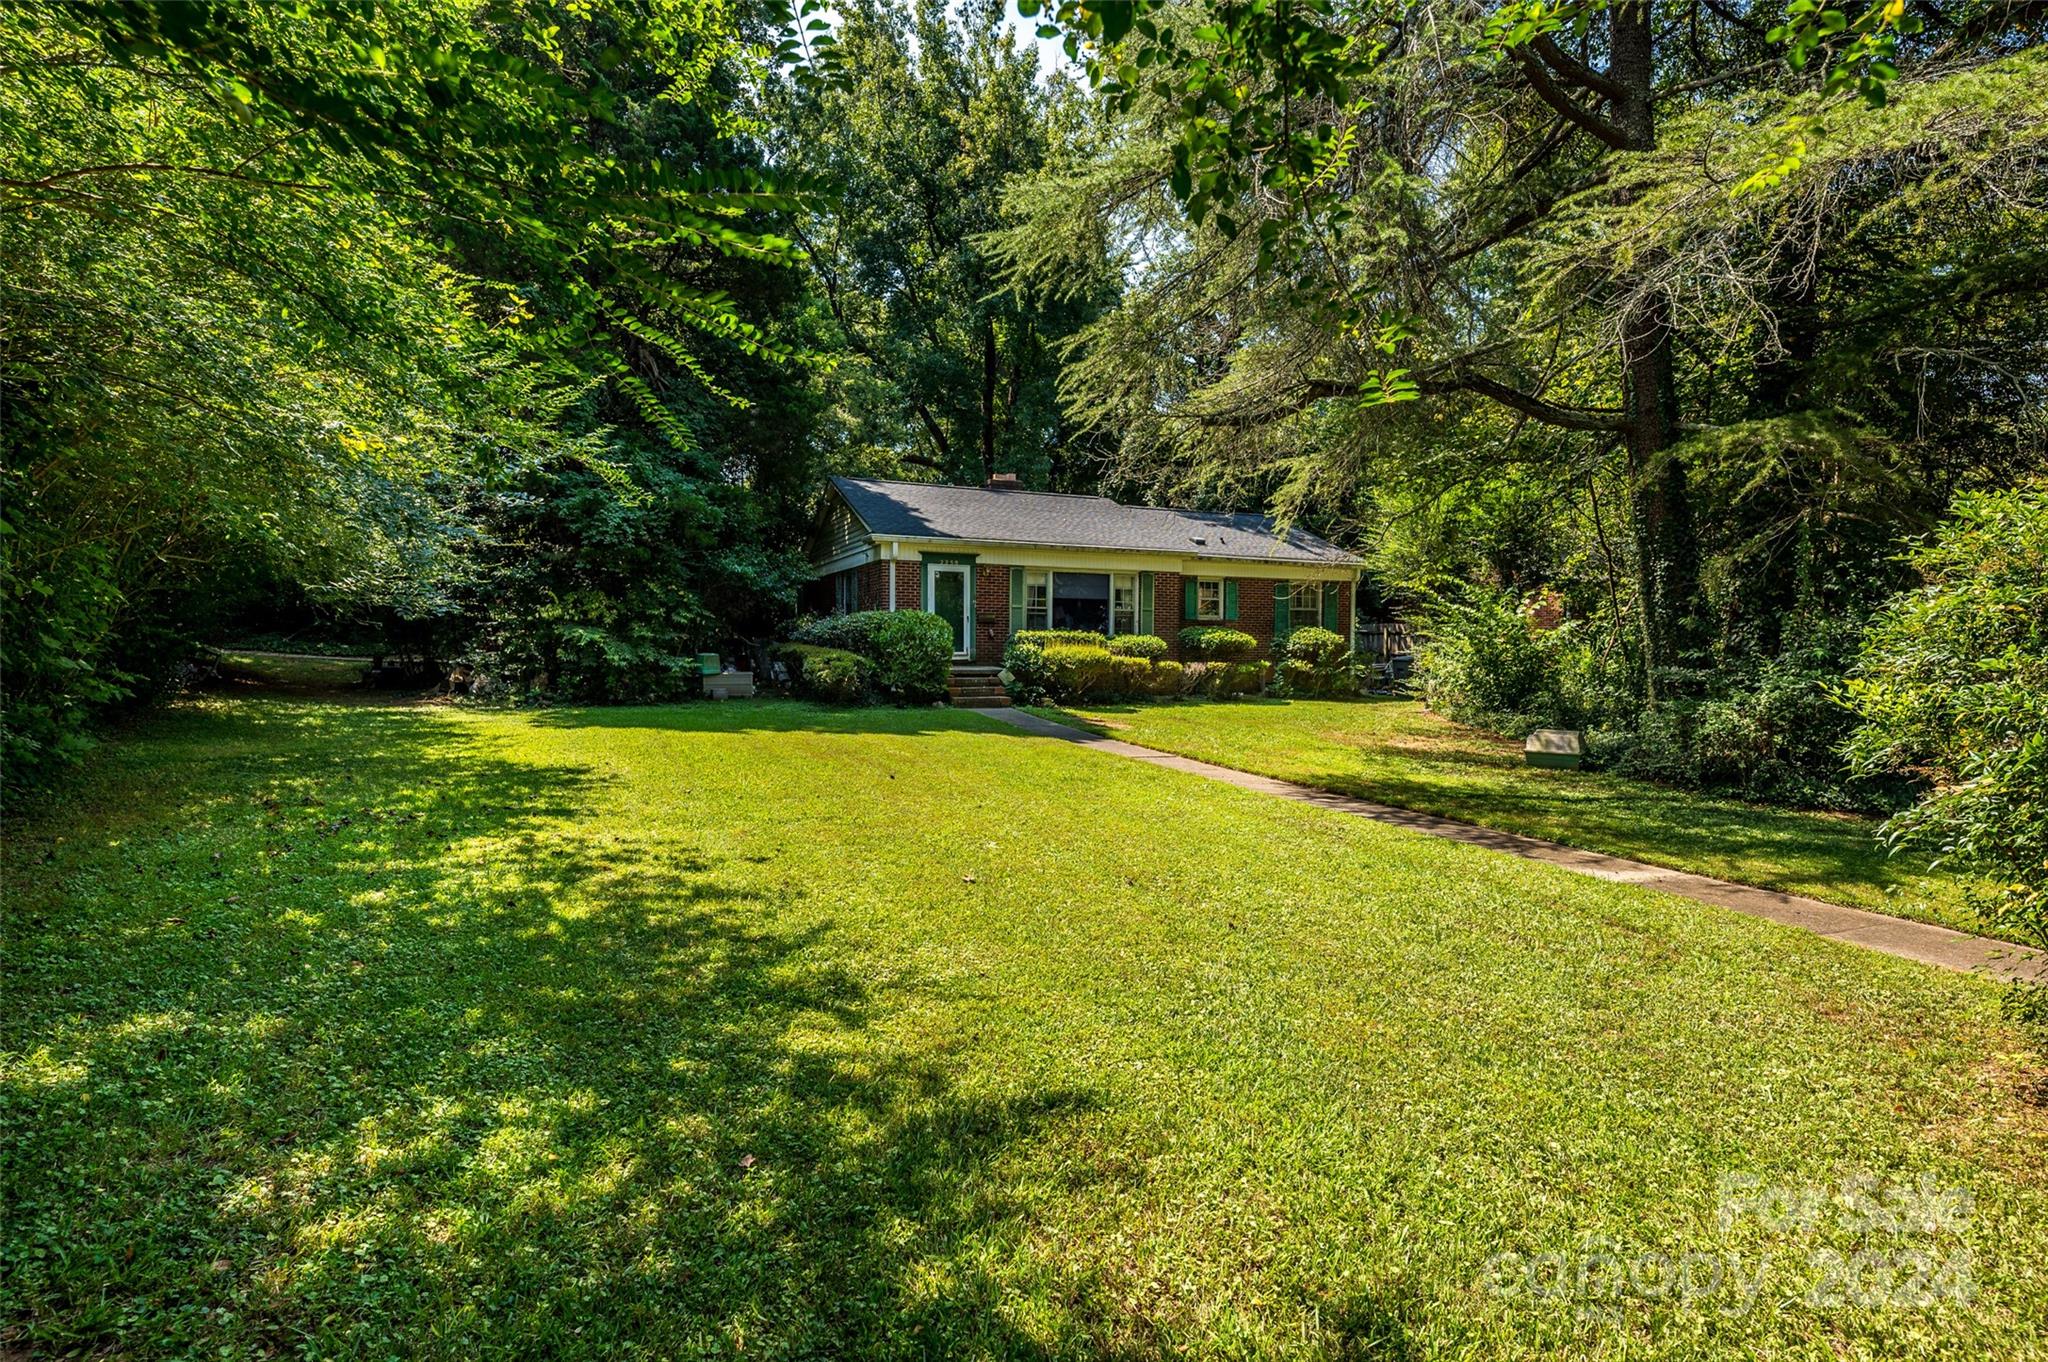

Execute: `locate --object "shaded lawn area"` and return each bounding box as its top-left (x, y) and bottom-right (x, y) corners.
top-left (215, 649), bottom-right (371, 691)
top-left (4, 695), bottom-right (2045, 1360)
top-left (1035, 697), bottom-right (1983, 938)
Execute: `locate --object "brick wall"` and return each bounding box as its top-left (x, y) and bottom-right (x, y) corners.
top-left (972, 565), bottom-right (1011, 663)
top-left (1154, 570), bottom-right (1183, 655)
top-left (855, 559), bottom-right (921, 612)
top-left (1159, 572), bottom-right (1285, 660)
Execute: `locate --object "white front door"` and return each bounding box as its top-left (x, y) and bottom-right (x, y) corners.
top-left (927, 564), bottom-right (972, 658)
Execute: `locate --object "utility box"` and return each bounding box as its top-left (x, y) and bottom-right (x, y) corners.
top-left (704, 670), bottom-right (754, 700)
top-left (1524, 728), bottom-right (1586, 770)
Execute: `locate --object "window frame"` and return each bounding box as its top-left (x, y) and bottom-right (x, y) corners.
top-left (1111, 573), bottom-right (1138, 636)
top-left (1287, 580), bottom-right (1324, 631)
top-left (1195, 577), bottom-right (1224, 622)
top-left (1023, 569), bottom-right (1051, 631)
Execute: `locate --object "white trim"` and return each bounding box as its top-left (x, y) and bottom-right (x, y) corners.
top-left (887, 542), bottom-right (899, 611)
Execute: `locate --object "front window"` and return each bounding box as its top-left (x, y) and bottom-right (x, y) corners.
top-left (1196, 578), bottom-right (1223, 621)
top-left (1112, 574), bottom-right (1137, 635)
top-left (1287, 581), bottom-right (1323, 631)
top-left (1024, 570), bottom-right (1050, 630)
top-left (1051, 572), bottom-right (1111, 633)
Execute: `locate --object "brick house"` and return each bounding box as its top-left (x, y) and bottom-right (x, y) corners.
top-left (807, 475), bottom-right (1362, 668)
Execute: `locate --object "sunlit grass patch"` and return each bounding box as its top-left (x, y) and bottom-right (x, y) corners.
top-left (3, 694), bottom-right (2043, 1359)
top-left (1036, 696), bottom-right (1981, 937)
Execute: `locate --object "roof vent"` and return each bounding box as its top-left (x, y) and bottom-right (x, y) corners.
top-left (1189, 536), bottom-right (1206, 546)
top-left (985, 472), bottom-right (1021, 490)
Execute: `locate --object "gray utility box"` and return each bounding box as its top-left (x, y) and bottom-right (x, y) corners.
top-left (704, 670), bottom-right (755, 700)
top-left (1524, 728), bottom-right (1586, 770)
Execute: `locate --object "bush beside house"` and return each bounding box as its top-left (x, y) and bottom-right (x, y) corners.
top-left (783, 610), bottom-right (951, 705)
top-left (774, 644), bottom-right (874, 705)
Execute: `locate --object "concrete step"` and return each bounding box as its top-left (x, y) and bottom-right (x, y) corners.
top-left (951, 694), bottom-right (1012, 708)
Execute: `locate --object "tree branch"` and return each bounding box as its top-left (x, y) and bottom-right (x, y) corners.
top-left (1509, 48), bottom-right (1630, 149)
top-left (1418, 367), bottom-right (1629, 431)
top-left (1529, 35), bottom-right (1628, 102)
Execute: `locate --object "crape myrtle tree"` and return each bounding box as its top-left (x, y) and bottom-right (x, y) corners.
top-left (1002, 1), bottom-right (2047, 708)
top-left (766, 0), bottom-right (1121, 489)
top-left (2, 0), bottom-right (828, 781)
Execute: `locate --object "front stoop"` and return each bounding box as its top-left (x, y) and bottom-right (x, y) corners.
top-left (947, 665), bottom-right (1011, 709)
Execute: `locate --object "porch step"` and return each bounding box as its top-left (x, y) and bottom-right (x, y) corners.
top-left (947, 666), bottom-right (1011, 708)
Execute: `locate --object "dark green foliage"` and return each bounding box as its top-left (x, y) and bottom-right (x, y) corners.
top-left (770, 0), bottom-right (1114, 487)
top-left (867, 612), bottom-right (954, 704)
top-left (791, 609), bottom-right (952, 704)
top-left (775, 644), bottom-right (875, 705)
top-left (1412, 592), bottom-right (1552, 731)
top-left (1277, 626), bottom-right (1354, 698)
top-left (1, 0), bottom-right (826, 789)
top-left (1178, 627), bottom-right (1258, 662)
top-left (1106, 633), bottom-right (1168, 660)
top-left (1202, 661), bottom-right (1270, 698)
top-left (1846, 484), bottom-right (2048, 965)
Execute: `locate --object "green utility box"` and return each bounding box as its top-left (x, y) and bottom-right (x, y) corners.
top-left (1524, 728), bottom-right (1587, 770)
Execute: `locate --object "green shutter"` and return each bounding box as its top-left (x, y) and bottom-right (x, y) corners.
top-left (1322, 581), bottom-right (1340, 632)
top-left (1138, 571), bottom-right (1154, 636)
top-left (1184, 577), bottom-right (1198, 620)
top-left (1274, 581), bottom-right (1290, 638)
top-left (1009, 566), bottom-right (1025, 634)
top-left (1223, 580), bottom-right (1239, 621)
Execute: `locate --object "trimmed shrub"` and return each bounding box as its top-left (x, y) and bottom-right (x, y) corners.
top-left (792, 609), bottom-right (950, 704)
top-left (1278, 625), bottom-right (1354, 697)
top-left (1015, 628), bottom-right (1110, 648)
top-left (1042, 642), bottom-right (1115, 699)
top-left (791, 610), bottom-right (885, 654)
top-left (1284, 626), bottom-right (1348, 667)
top-left (1179, 626), bottom-right (1258, 662)
top-left (1204, 660), bottom-right (1270, 697)
top-left (868, 610), bottom-right (952, 703)
top-left (1147, 659), bottom-right (1187, 695)
top-left (774, 644), bottom-right (873, 705)
top-left (1106, 633), bottom-right (1168, 661)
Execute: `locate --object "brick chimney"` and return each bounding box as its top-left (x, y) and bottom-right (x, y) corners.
top-left (985, 472), bottom-right (1021, 490)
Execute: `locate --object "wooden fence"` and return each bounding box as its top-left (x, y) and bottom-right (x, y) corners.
top-left (1352, 619), bottom-right (1415, 660)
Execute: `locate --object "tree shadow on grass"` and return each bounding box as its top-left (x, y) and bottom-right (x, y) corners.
top-left (4, 700), bottom-right (1125, 1359)
top-left (525, 695), bottom-right (1033, 740)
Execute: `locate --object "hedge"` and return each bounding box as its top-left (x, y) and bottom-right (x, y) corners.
top-left (1178, 626), bottom-right (1259, 662)
top-left (774, 644), bottom-right (873, 705)
top-left (792, 609), bottom-right (951, 704)
top-left (1106, 633), bottom-right (1168, 661)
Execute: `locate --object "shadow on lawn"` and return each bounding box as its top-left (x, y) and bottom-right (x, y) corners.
top-left (4, 701), bottom-right (1128, 1358)
top-left (526, 695), bottom-right (1032, 740)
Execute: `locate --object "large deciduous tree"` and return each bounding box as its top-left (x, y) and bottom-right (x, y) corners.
top-left (770, 0), bottom-right (1117, 488)
top-left (1018, 0), bottom-right (2047, 699)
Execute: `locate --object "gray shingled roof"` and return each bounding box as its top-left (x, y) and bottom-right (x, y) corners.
top-left (830, 477), bottom-right (1360, 567)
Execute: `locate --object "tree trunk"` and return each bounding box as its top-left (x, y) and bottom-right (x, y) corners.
top-left (980, 314), bottom-right (998, 483)
top-left (1610, 0), bottom-right (1698, 699)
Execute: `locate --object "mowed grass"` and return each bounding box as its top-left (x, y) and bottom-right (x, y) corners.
top-left (1036, 698), bottom-right (1981, 936)
top-left (215, 650), bottom-right (371, 691)
top-left (4, 695), bottom-right (2045, 1360)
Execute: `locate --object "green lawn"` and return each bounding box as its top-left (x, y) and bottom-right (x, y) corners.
top-left (5, 694), bottom-right (2045, 1359)
top-left (215, 649), bottom-right (371, 691)
top-left (1035, 697), bottom-right (1982, 937)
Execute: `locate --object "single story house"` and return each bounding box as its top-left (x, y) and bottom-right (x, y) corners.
top-left (807, 475), bottom-right (1363, 666)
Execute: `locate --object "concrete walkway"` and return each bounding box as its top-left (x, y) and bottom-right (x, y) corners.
top-left (977, 707), bottom-right (2048, 984)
